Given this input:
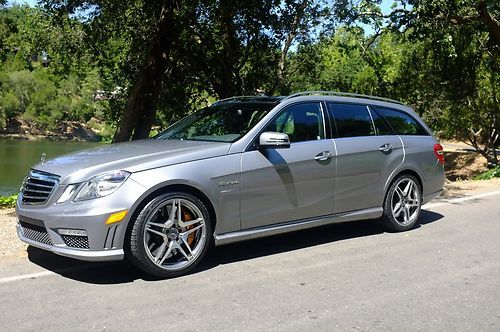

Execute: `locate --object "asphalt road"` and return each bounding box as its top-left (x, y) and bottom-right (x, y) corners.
top-left (1, 191), bottom-right (500, 331)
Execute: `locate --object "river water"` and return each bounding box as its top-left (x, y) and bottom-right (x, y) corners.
top-left (0, 139), bottom-right (101, 196)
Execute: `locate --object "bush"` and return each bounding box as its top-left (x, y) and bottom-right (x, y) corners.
top-left (0, 194), bottom-right (17, 208)
top-left (473, 166), bottom-right (500, 180)
top-left (0, 91), bottom-right (20, 127)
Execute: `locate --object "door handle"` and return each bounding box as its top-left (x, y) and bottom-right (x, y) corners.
top-left (314, 151), bottom-right (333, 161)
top-left (379, 143), bottom-right (393, 153)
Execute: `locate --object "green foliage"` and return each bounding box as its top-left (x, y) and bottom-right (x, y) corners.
top-left (0, 4), bottom-right (110, 137)
top-left (474, 166), bottom-right (500, 180)
top-left (348, 0), bottom-right (500, 165)
top-left (0, 0), bottom-right (498, 165)
top-left (393, 1), bottom-right (500, 164)
top-left (284, 27), bottom-right (411, 99)
top-left (0, 194), bottom-right (17, 207)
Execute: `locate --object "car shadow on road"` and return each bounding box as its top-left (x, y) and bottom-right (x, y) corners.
top-left (26, 209), bottom-right (443, 284)
top-left (26, 246), bottom-right (141, 284)
top-left (199, 209), bottom-right (443, 271)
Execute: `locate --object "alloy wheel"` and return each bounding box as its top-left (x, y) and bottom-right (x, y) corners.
top-left (390, 178), bottom-right (421, 226)
top-left (143, 198), bottom-right (207, 271)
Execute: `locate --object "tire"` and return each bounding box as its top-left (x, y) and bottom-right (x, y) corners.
top-left (128, 192), bottom-right (212, 278)
top-left (381, 174), bottom-right (422, 232)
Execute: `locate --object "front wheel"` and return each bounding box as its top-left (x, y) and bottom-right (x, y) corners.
top-left (381, 175), bottom-right (422, 232)
top-left (128, 192), bottom-right (212, 278)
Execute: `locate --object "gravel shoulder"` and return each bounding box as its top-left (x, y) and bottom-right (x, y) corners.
top-left (0, 208), bottom-right (27, 263)
top-left (2, 178), bottom-right (499, 264)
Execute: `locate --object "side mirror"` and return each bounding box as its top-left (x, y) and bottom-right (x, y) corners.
top-left (259, 131), bottom-right (290, 149)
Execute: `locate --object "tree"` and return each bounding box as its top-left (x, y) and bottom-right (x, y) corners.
top-left (402, 0), bottom-right (500, 165)
top-left (283, 26), bottom-right (410, 98)
top-left (42, 0), bottom-right (334, 142)
top-left (0, 4), bottom-right (107, 134)
top-left (341, 0), bottom-right (500, 164)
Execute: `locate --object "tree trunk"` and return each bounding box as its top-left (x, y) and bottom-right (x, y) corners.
top-left (216, 0), bottom-right (237, 99)
top-left (267, 0), bottom-right (308, 96)
top-left (113, 73), bottom-right (153, 142)
top-left (112, 2), bottom-right (178, 143)
top-left (477, 1), bottom-right (500, 47)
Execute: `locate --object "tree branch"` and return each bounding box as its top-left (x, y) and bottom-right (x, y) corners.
top-left (266, 0), bottom-right (308, 95)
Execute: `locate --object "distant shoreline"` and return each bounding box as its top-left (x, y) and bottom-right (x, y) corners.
top-left (0, 133), bottom-right (99, 142)
top-left (0, 118), bottom-right (104, 142)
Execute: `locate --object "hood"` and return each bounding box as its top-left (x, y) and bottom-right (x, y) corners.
top-left (32, 139), bottom-right (231, 184)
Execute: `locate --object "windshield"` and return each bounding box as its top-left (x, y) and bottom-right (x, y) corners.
top-left (156, 102), bottom-right (276, 142)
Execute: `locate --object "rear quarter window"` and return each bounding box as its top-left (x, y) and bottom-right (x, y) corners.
top-left (372, 106), bottom-right (429, 136)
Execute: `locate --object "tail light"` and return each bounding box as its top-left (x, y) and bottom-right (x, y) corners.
top-left (434, 143), bottom-right (444, 165)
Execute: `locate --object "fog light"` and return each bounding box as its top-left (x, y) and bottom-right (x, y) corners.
top-left (58, 229), bottom-right (87, 236)
top-left (106, 210), bottom-right (128, 225)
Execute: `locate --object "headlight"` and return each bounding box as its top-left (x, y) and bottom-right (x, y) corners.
top-left (56, 184), bottom-right (79, 204)
top-left (74, 170), bottom-right (130, 201)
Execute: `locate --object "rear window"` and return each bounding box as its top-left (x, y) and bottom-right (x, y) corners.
top-left (372, 106), bottom-right (429, 136)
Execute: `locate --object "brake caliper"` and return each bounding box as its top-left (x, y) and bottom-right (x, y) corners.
top-left (182, 209), bottom-right (196, 246)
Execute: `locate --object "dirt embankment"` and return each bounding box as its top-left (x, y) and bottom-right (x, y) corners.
top-left (440, 141), bottom-right (500, 198)
top-left (444, 152), bottom-right (488, 181)
top-left (0, 119), bottom-right (101, 142)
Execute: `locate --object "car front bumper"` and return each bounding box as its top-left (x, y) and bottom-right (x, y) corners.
top-left (16, 222), bottom-right (124, 261)
top-left (15, 177), bottom-right (147, 262)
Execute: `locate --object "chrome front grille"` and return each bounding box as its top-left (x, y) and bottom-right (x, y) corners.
top-left (61, 235), bottom-right (90, 249)
top-left (19, 221), bottom-right (53, 245)
top-left (21, 170), bottom-right (59, 205)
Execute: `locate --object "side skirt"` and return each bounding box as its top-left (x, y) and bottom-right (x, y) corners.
top-left (214, 207), bottom-right (383, 246)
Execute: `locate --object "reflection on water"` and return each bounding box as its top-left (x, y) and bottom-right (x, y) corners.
top-left (0, 139), bottom-right (101, 196)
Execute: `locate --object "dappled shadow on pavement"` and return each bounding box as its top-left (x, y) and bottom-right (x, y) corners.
top-left (26, 209), bottom-right (443, 284)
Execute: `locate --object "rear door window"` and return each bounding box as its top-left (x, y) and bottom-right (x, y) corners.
top-left (371, 111), bottom-right (394, 135)
top-left (372, 106), bottom-right (429, 136)
top-left (327, 103), bottom-right (375, 138)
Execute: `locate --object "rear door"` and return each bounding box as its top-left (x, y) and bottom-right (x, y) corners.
top-left (372, 106), bottom-right (444, 198)
top-left (327, 102), bottom-right (404, 213)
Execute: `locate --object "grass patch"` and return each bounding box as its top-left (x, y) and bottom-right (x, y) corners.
top-left (0, 194), bottom-right (17, 208)
top-left (473, 166), bottom-right (500, 180)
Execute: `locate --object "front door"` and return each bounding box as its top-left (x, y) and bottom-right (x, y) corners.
top-left (240, 102), bottom-right (335, 230)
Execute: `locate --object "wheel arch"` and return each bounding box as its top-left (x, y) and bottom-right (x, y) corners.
top-left (123, 183), bottom-right (218, 250)
top-left (385, 168), bottom-right (424, 200)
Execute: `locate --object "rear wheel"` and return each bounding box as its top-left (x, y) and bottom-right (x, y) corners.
top-left (128, 192), bottom-right (212, 278)
top-left (381, 174), bottom-right (422, 232)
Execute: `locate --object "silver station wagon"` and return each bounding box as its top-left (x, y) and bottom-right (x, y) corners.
top-left (16, 91), bottom-right (445, 277)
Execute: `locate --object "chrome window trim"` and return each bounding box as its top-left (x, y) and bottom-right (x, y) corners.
top-left (365, 105), bottom-right (377, 136)
top-left (319, 101), bottom-right (327, 140)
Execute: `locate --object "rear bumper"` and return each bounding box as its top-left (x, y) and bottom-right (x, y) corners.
top-left (17, 223), bottom-right (124, 262)
top-left (422, 189), bottom-right (443, 205)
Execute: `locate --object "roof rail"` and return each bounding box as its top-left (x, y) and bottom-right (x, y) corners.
top-left (211, 95), bottom-right (282, 106)
top-left (282, 91), bottom-right (406, 106)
